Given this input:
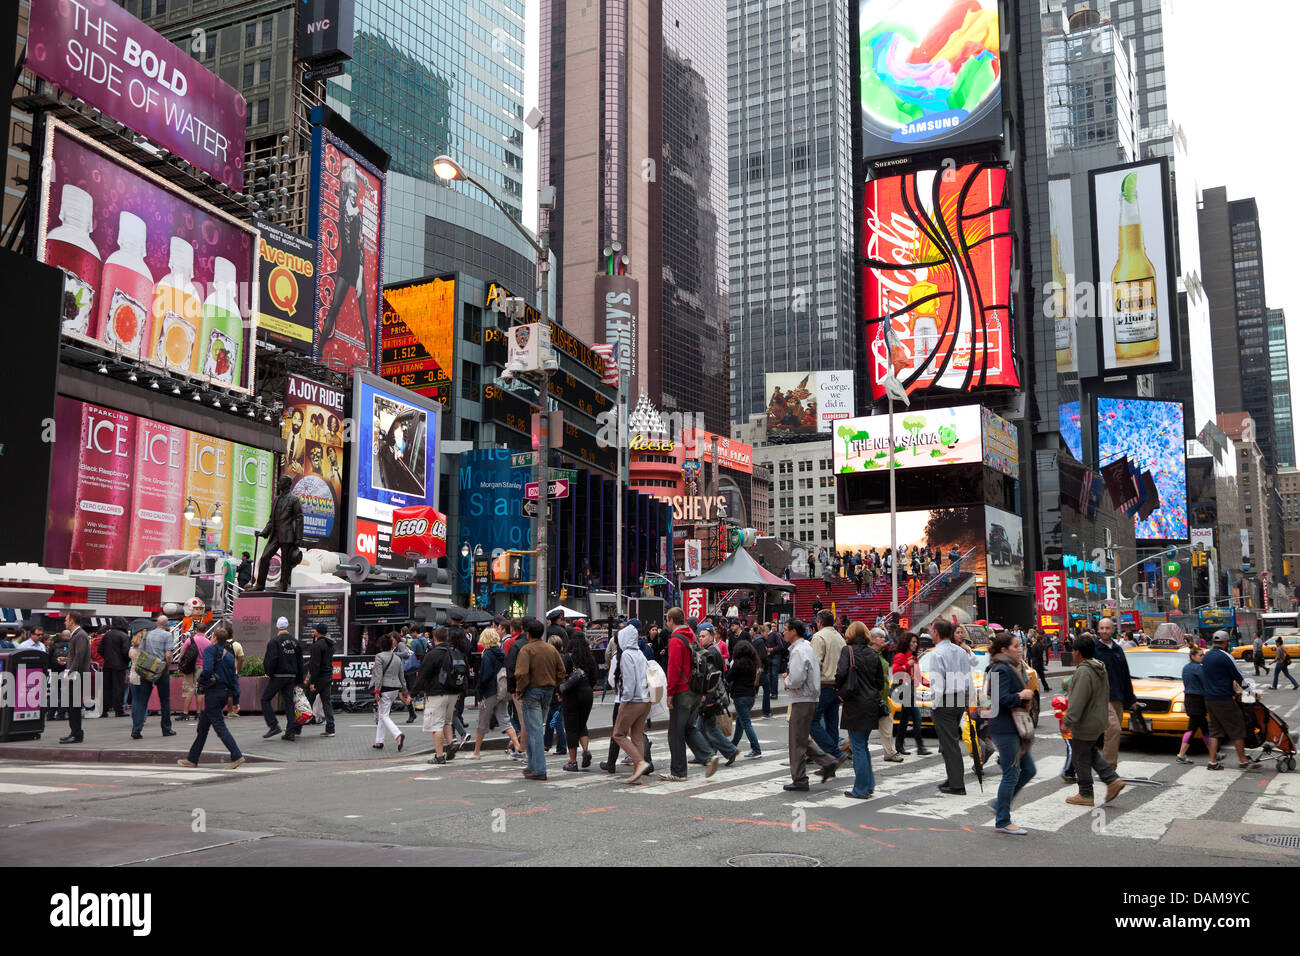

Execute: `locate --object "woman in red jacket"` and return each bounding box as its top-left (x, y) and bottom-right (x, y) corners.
top-left (891, 632), bottom-right (931, 756)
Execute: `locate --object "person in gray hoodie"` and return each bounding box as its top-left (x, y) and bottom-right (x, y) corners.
top-left (1062, 634), bottom-right (1126, 807)
top-left (608, 622), bottom-right (654, 783)
top-left (781, 619), bottom-right (838, 791)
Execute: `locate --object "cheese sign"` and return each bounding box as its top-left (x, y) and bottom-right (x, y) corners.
top-left (390, 504), bottom-right (446, 560)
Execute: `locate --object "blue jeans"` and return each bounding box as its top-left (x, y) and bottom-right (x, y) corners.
top-left (131, 677), bottom-right (172, 735)
top-left (810, 686), bottom-right (840, 754)
top-left (543, 694), bottom-right (567, 752)
top-left (1273, 664), bottom-right (1298, 689)
top-left (521, 687), bottom-right (554, 775)
top-left (848, 728), bottom-right (875, 796)
top-left (701, 711), bottom-right (738, 759)
top-left (731, 696), bottom-right (760, 753)
top-left (1062, 738), bottom-right (1074, 776)
top-left (186, 690), bottom-right (241, 762)
top-left (992, 732), bottom-right (1036, 828)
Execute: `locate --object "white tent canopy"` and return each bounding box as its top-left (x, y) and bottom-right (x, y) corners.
top-left (547, 605), bottom-right (588, 619)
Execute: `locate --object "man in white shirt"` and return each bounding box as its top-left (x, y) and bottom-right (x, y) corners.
top-left (808, 610), bottom-right (847, 758)
top-left (928, 619), bottom-right (973, 795)
top-left (15, 627), bottom-right (45, 651)
top-left (781, 619), bottom-right (838, 792)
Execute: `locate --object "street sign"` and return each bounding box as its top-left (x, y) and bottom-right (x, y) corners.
top-left (522, 500), bottom-right (538, 518)
top-left (644, 574), bottom-right (668, 586)
top-left (525, 479), bottom-right (570, 500)
top-left (548, 468), bottom-right (577, 482)
top-left (511, 452), bottom-right (536, 469)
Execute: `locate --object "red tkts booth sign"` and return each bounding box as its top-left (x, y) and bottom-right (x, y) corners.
top-left (390, 505), bottom-right (446, 560)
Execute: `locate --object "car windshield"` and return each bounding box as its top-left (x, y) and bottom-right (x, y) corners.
top-left (1124, 650), bottom-right (1188, 681)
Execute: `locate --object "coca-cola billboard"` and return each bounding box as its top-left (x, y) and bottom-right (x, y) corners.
top-left (863, 163), bottom-right (1018, 400)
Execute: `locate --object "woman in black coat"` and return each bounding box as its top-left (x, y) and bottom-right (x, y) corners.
top-left (836, 621), bottom-right (885, 799)
top-left (560, 633), bottom-right (598, 771)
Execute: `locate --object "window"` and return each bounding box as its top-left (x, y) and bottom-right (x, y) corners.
top-left (246, 98), bottom-right (269, 127)
top-left (141, 0), bottom-right (153, 17)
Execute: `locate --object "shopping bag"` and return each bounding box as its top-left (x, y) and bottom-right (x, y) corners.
top-left (311, 691), bottom-right (326, 722)
top-left (293, 686), bottom-right (313, 726)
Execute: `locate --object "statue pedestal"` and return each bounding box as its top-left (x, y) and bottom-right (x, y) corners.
top-left (231, 591), bottom-right (298, 658)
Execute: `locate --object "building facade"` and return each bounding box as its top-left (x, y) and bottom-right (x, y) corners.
top-left (1267, 308), bottom-right (1295, 469)
top-left (726, 0), bottom-right (856, 425)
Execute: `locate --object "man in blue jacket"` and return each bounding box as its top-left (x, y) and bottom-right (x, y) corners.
top-left (1203, 630), bottom-right (1258, 771)
top-left (1094, 617), bottom-right (1139, 773)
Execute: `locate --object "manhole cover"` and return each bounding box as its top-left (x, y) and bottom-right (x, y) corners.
top-left (727, 853), bottom-right (821, 867)
top-left (1242, 833), bottom-right (1300, 849)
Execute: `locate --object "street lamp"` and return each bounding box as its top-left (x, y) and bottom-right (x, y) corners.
top-left (184, 497), bottom-right (223, 550)
top-left (461, 542), bottom-right (485, 609)
top-left (434, 148), bottom-right (555, 618)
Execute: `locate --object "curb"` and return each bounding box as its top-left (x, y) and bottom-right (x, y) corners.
top-left (0, 745), bottom-right (277, 766)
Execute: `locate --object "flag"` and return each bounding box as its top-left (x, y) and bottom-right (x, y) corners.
top-left (591, 343), bottom-right (619, 386)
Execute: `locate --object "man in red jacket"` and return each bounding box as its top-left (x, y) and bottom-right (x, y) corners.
top-left (662, 608), bottom-right (720, 782)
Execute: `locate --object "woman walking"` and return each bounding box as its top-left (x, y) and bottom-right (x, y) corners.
top-left (837, 622), bottom-right (885, 798)
top-left (1272, 638), bottom-right (1298, 690)
top-left (727, 637), bottom-right (762, 758)
top-left (608, 622), bottom-right (653, 783)
top-left (986, 631), bottom-right (1037, 835)
top-left (370, 633), bottom-right (410, 751)
top-left (176, 627), bottom-right (244, 770)
top-left (1175, 644), bottom-right (1212, 762)
top-left (891, 633), bottom-right (931, 756)
top-left (471, 628), bottom-right (522, 758)
top-left (559, 632), bottom-right (598, 771)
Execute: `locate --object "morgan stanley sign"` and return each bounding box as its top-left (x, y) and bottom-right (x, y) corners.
top-left (27, 0), bottom-right (246, 190)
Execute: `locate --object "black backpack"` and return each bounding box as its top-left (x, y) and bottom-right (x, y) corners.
top-left (674, 634), bottom-right (709, 696)
top-left (178, 638), bottom-right (200, 675)
top-left (437, 647), bottom-right (469, 694)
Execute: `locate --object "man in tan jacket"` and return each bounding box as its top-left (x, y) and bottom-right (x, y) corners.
top-left (515, 618), bottom-right (566, 780)
top-left (808, 609), bottom-right (846, 757)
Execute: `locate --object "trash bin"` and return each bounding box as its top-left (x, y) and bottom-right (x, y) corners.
top-left (0, 649), bottom-right (48, 741)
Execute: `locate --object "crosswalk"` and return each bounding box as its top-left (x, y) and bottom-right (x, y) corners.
top-left (385, 722), bottom-right (1300, 842)
top-left (0, 762), bottom-right (280, 791)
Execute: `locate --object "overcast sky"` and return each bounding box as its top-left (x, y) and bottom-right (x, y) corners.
top-left (1161, 1), bottom-right (1300, 452)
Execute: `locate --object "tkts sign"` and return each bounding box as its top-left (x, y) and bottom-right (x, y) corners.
top-left (1036, 571), bottom-right (1066, 634)
top-left (863, 163), bottom-right (1019, 399)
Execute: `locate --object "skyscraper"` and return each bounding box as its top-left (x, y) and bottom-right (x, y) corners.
top-left (726, 0), bottom-right (856, 425)
top-left (541, 0), bottom-right (730, 433)
top-left (1267, 308), bottom-right (1295, 469)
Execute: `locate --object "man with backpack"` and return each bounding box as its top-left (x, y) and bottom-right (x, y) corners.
top-left (176, 625), bottom-right (211, 721)
top-left (260, 618), bottom-right (304, 741)
top-left (662, 607), bottom-right (720, 782)
top-left (447, 610), bottom-right (474, 746)
top-left (411, 627), bottom-right (468, 765)
top-left (306, 624), bottom-right (336, 737)
top-left (132, 614), bottom-right (178, 740)
top-left (405, 626), bottom-right (429, 725)
top-left (697, 626), bottom-right (740, 766)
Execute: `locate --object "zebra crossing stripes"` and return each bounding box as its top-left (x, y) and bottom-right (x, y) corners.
top-left (1098, 765), bottom-right (1240, 840)
top-left (980, 761), bottom-right (1169, 832)
top-left (1240, 773), bottom-right (1300, 828)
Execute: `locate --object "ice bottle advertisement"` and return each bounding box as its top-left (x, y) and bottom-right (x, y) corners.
top-left (231, 444), bottom-right (274, 560)
top-left (125, 417), bottom-right (188, 571)
top-left (37, 120), bottom-right (259, 393)
top-left (182, 432), bottom-right (233, 553)
top-left (65, 402), bottom-right (136, 571)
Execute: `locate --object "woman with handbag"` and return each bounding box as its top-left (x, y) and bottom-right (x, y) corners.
top-left (126, 629), bottom-right (145, 719)
top-left (891, 633), bottom-right (931, 756)
top-left (370, 633), bottom-right (411, 751)
top-left (837, 622), bottom-right (885, 798)
top-left (985, 631), bottom-right (1037, 835)
top-left (177, 627), bottom-right (244, 770)
top-left (470, 629), bottom-right (522, 759)
top-left (559, 633), bottom-right (598, 771)
top-left (727, 637), bottom-right (763, 758)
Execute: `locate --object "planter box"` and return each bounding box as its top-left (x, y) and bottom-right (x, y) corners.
top-left (132, 675), bottom-right (288, 713)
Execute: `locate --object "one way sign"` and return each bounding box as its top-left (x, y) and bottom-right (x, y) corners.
top-left (524, 479), bottom-right (570, 500)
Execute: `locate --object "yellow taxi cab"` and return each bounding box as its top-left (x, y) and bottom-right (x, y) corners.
top-left (890, 642), bottom-right (1040, 728)
top-left (1231, 631), bottom-right (1300, 661)
top-left (1119, 641), bottom-right (1191, 736)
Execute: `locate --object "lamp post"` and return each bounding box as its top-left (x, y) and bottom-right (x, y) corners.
top-left (461, 542), bottom-right (485, 609)
top-left (434, 151), bottom-right (554, 619)
top-left (184, 497), bottom-right (223, 551)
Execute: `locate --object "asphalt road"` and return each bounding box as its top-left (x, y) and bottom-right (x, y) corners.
top-left (3, 669), bottom-right (1298, 868)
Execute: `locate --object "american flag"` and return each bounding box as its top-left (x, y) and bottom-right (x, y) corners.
top-left (591, 343), bottom-right (620, 386)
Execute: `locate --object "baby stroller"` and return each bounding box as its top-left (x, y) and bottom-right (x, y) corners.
top-left (1241, 698), bottom-right (1297, 772)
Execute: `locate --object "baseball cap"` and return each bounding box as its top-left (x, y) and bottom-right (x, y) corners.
top-left (626, 618), bottom-right (642, 631)
top-left (546, 609), bottom-right (563, 621)
top-left (276, 616), bottom-right (289, 630)
top-left (1212, 629), bottom-right (1231, 644)
top-left (698, 622), bottom-right (715, 633)
top-left (448, 608), bottom-right (465, 623)
top-left (313, 624), bottom-right (328, 635)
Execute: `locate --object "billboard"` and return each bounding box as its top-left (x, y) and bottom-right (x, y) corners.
top-left (1097, 398), bottom-right (1187, 541)
top-left (1089, 158), bottom-right (1180, 375)
top-left (282, 374), bottom-right (346, 551)
top-left (39, 120), bottom-right (258, 393)
top-left (310, 121), bottom-right (385, 373)
top-left (596, 274), bottom-right (639, 398)
top-left (349, 371), bottom-right (440, 571)
top-left (379, 276), bottom-right (456, 406)
top-left (455, 449), bottom-right (531, 595)
top-left (683, 429), bottom-right (753, 474)
top-left (254, 218), bottom-right (316, 354)
top-left (980, 407), bottom-right (1018, 478)
top-left (984, 504), bottom-right (1023, 589)
top-left (297, 0), bottom-right (356, 64)
top-left (863, 163), bottom-right (1016, 399)
top-left (1048, 177), bottom-right (1078, 374)
top-left (1036, 570), bottom-right (1066, 634)
top-left (45, 397), bottom-right (274, 571)
top-left (858, 0), bottom-right (1003, 163)
top-left (1060, 400), bottom-right (1083, 462)
top-left (764, 370), bottom-right (855, 438)
top-left (27, 0), bottom-right (246, 190)
top-left (835, 506), bottom-right (986, 584)
top-left (833, 404), bottom-right (982, 475)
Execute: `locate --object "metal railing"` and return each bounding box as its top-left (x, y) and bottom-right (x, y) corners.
top-left (893, 545), bottom-right (980, 623)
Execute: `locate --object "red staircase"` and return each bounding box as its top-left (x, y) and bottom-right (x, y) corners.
top-left (791, 576), bottom-right (910, 624)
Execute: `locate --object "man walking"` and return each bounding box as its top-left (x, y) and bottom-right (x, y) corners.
top-left (782, 619), bottom-right (838, 791)
top-left (411, 627), bottom-right (462, 765)
top-left (99, 617), bottom-right (130, 719)
top-left (260, 617), bottom-right (303, 741)
top-left (809, 610), bottom-right (846, 758)
top-left (1062, 635), bottom-right (1126, 806)
top-left (514, 618), bottom-right (565, 780)
top-left (306, 624), bottom-right (336, 738)
top-left (697, 627), bottom-right (740, 766)
top-left (1252, 632), bottom-right (1266, 677)
top-left (1027, 628), bottom-right (1051, 692)
top-left (1094, 616), bottom-right (1139, 773)
top-left (57, 611), bottom-right (91, 745)
top-left (132, 614), bottom-right (178, 740)
top-left (662, 607), bottom-right (720, 782)
top-left (869, 627), bottom-right (903, 762)
top-left (929, 619), bottom-right (972, 795)
top-left (1203, 630), bottom-right (1260, 771)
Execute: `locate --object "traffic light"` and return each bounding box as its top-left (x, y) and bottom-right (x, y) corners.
top-left (560, 586), bottom-right (568, 602)
top-left (469, 593), bottom-right (477, 608)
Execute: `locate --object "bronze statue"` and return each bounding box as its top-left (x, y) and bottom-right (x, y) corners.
top-left (254, 475), bottom-right (305, 592)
